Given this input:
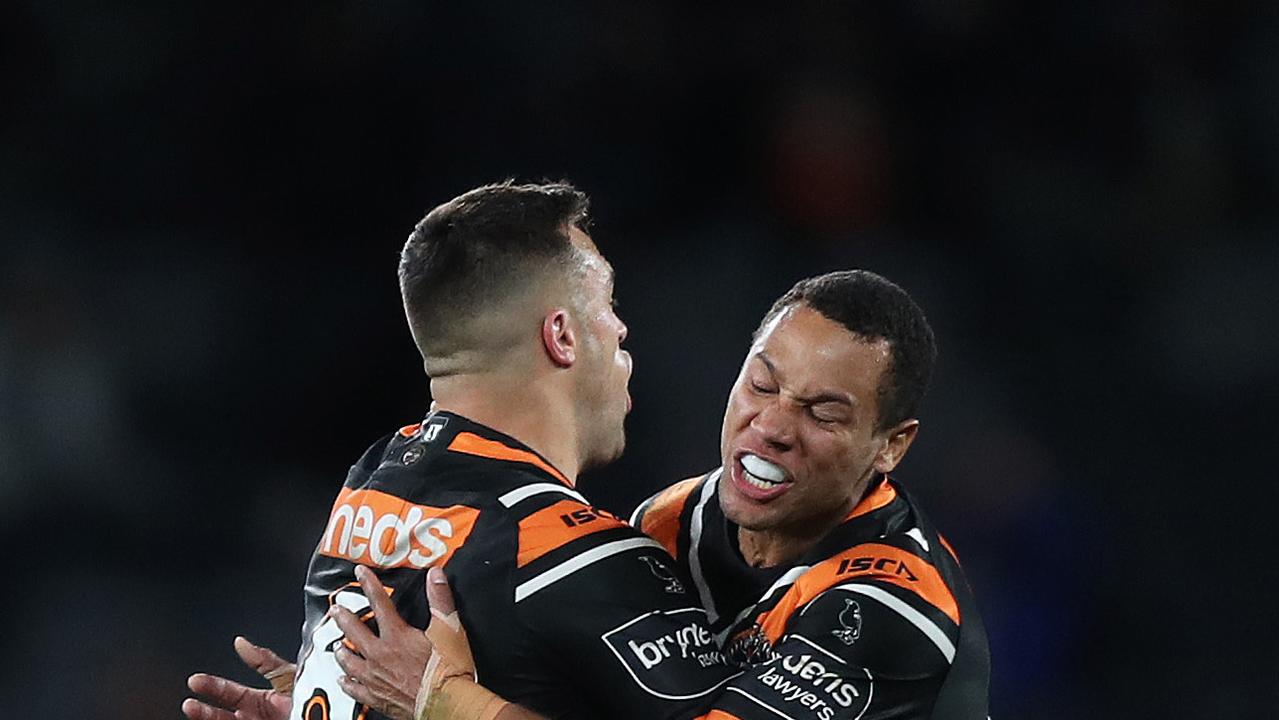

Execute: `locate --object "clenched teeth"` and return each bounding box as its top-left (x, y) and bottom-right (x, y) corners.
top-left (743, 470), bottom-right (780, 489)
top-left (741, 454), bottom-right (787, 483)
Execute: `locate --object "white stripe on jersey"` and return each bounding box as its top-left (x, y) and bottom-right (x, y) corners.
top-left (499, 482), bottom-right (588, 508)
top-left (515, 537), bottom-right (666, 602)
top-left (627, 497), bottom-right (648, 526)
top-left (687, 469), bottom-right (722, 623)
top-left (717, 563), bottom-right (812, 645)
top-left (834, 582), bottom-right (956, 663)
top-left (905, 527), bottom-right (931, 552)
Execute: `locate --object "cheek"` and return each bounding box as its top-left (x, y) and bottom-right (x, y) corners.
top-left (723, 388), bottom-right (754, 428)
top-left (805, 432), bottom-right (870, 474)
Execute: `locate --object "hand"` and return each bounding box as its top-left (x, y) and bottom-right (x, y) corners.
top-left (415, 570), bottom-right (529, 720)
top-left (417, 567), bottom-right (492, 720)
top-left (182, 636), bottom-right (295, 720)
top-left (332, 565), bottom-right (434, 720)
top-left (421, 566), bottom-right (476, 676)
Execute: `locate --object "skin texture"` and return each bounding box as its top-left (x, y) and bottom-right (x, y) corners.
top-left (564, 227), bottom-right (632, 472)
top-left (181, 637), bottom-right (293, 720)
top-left (719, 304), bottom-right (919, 567)
top-left (331, 566), bottom-right (435, 720)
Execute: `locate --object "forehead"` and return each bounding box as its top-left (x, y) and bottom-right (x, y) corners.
top-left (752, 304), bottom-right (891, 406)
top-left (568, 226), bottom-right (613, 287)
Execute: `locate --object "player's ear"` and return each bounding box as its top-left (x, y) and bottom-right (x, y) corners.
top-left (873, 419), bottom-right (919, 473)
top-left (541, 308), bottom-right (576, 367)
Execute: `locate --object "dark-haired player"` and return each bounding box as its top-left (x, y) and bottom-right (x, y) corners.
top-left (184, 202), bottom-right (991, 718)
top-left (185, 181), bottom-right (738, 720)
top-left (626, 271), bottom-right (991, 719)
top-left (354, 271), bottom-right (993, 720)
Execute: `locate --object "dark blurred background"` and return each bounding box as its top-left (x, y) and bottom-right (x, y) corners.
top-left (3, 2), bottom-right (1277, 717)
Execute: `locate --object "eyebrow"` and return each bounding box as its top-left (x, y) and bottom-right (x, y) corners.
top-left (755, 352), bottom-right (856, 407)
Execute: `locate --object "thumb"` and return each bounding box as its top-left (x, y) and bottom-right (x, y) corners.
top-left (234, 636), bottom-right (296, 692)
top-left (425, 567), bottom-right (475, 674)
top-left (425, 567), bottom-right (456, 618)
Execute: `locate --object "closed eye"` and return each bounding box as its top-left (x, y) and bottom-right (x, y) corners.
top-left (808, 405), bottom-right (847, 425)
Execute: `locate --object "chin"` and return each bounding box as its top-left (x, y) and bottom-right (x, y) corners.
top-left (604, 437), bottom-right (626, 464)
top-left (583, 434), bottom-right (626, 472)
top-left (719, 489), bottom-right (777, 532)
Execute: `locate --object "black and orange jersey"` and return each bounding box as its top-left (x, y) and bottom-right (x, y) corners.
top-left (293, 412), bottom-right (737, 720)
top-left (632, 470), bottom-right (991, 720)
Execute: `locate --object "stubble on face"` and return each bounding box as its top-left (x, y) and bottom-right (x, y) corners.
top-left (567, 227), bottom-right (631, 471)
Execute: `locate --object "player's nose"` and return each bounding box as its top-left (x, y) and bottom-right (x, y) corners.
top-left (750, 399), bottom-right (796, 452)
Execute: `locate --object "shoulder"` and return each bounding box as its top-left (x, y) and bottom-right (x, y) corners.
top-left (786, 579), bottom-right (955, 677)
top-left (503, 485), bottom-right (633, 568)
top-left (506, 489), bottom-right (671, 602)
top-left (322, 423), bottom-right (584, 573)
top-left (769, 534), bottom-right (964, 675)
top-left (628, 471), bottom-right (715, 557)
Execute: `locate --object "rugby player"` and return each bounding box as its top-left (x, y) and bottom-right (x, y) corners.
top-left (184, 201), bottom-right (991, 717)
top-left (183, 181), bottom-right (741, 720)
top-left (265, 271), bottom-right (991, 719)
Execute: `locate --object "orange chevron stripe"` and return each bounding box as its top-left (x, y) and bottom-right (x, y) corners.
top-left (757, 542), bottom-right (959, 641)
top-left (447, 432), bottom-right (572, 487)
top-left (846, 477), bottom-right (897, 519)
top-left (517, 499), bottom-right (628, 567)
top-left (638, 476), bottom-right (702, 557)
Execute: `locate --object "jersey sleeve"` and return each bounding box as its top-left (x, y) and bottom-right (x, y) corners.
top-left (512, 500), bottom-right (738, 720)
top-left (702, 581), bottom-right (957, 720)
top-left (628, 475), bottom-right (704, 559)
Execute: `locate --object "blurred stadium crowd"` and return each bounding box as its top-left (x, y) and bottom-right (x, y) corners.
top-left (2, 2), bottom-right (1276, 718)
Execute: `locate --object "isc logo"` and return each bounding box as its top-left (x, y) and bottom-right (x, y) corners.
top-left (836, 555), bottom-right (919, 582)
top-left (319, 487), bottom-right (478, 569)
top-left (559, 507), bottom-right (607, 527)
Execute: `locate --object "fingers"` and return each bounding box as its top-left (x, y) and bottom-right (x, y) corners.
top-left (187, 674), bottom-right (251, 707)
top-left (425, 567), bottom-right (456, 618)
top-left (333, 643), bottom-right (370, 681)
top-left (181, 697), bottom-right (237, 720)
top-left (233, 636), bottom-right (296, 692)
top-left (336, 674), bottom-right (385, 717)
top-left (332, 605), bottom-right (380, 655)
top-left (354, 565), bottom-right (404, 632)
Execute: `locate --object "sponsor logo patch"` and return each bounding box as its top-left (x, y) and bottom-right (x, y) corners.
top-left (318, 487), bottom-right (479, 569)
top-left (751, 652), bottom-right (871, 720)
top-left (602, 608), bottom-right (734, 699)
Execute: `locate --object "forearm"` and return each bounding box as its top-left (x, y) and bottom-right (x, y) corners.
top-left (493, 703), bottom-right (548, 720)
top-left (426, 677), bottom-right (547, 720)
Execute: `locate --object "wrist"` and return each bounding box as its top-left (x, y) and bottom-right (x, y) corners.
top-left (419, 674), bottom-right (507, 720)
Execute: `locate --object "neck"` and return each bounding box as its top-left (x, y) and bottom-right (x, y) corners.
top-left (429, 370), bottom-right (583, 485)
top-left (736, 476), bottom-right (876, 568)
top-left (737, 524), bottom-right (832, 568)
